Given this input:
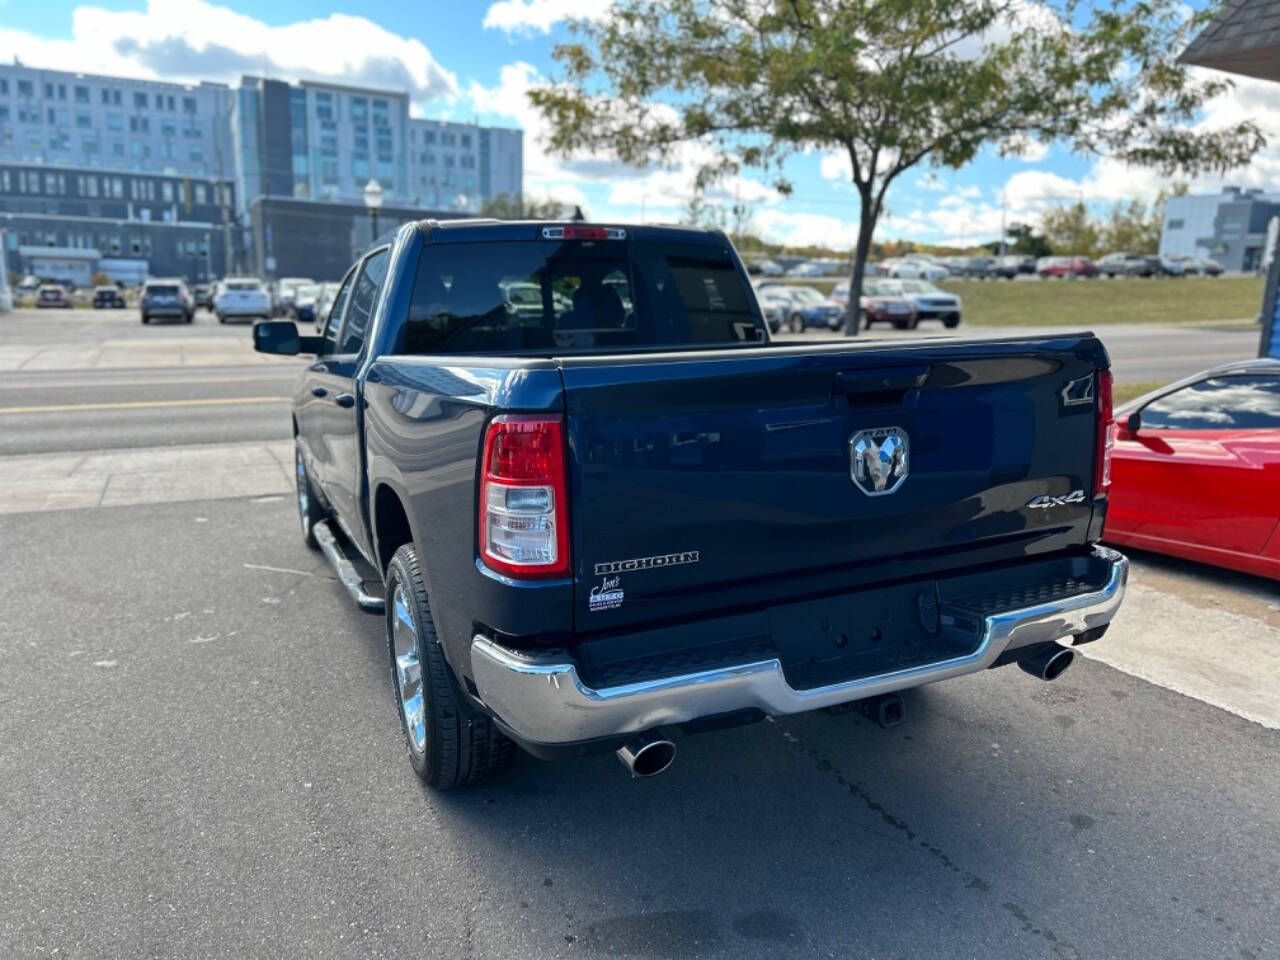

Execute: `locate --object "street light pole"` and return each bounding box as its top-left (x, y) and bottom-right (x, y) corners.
top-left (363, 179), bottom-right (384, 245)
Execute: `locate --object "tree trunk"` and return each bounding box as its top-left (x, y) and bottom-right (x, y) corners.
top-left (843, 190), bottom-right (877, 337)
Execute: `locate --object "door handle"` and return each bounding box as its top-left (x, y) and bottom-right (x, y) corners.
top-left (311, 387), bottom-right (328, 398)
top-left (833, 365), bottom-right (931, 395)
top-left (333, 393), bottom-right (356, 408)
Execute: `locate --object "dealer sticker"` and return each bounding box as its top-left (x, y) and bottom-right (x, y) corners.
top-left (588, 575), bottom-right (625, 612)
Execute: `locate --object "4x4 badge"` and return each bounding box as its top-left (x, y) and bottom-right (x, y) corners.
top-left (1027, 490), bottom-right (1085, 509)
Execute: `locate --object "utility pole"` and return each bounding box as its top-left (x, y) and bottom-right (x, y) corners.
top-left (999, 191), bottom-right (1007, 256)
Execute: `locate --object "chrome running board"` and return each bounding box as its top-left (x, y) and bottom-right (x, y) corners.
top-left (312, 520), bottom-right (385, 613)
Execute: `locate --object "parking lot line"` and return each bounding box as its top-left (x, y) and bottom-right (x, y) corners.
top-left (0, 396), bottom-right (292, 415)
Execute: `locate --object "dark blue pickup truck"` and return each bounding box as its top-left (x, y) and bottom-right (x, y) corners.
top-left (254, 220), bottom-right (1128, 789)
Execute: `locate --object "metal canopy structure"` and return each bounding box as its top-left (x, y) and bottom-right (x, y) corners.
top-left (1181, 0), bottom-right (1280, 357)
top-left (1179, 0), bottom-right (1280, 82)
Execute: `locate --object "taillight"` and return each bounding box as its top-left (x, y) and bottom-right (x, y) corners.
top-left (479, 415), bottom-right (570, 578)
top-left (1094, 369), bottom-right (1115, 496)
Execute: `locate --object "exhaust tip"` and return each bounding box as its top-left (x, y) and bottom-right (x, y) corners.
top-left (617, 735), bottom-right (676, 778)
top-left (1018, 644), bottom-right (1075, 681)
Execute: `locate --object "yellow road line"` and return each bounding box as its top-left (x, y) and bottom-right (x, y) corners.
top-left (0, 396), bottom-right (292, 415)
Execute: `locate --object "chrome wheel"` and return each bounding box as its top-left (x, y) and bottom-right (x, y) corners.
top-left (391, 584), bottom-right (426, 755)
top-left (295, 447), bottom-right (310, 538)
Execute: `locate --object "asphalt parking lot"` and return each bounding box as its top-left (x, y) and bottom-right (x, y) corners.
top-left (1, 306), bottom-right (1277, 959)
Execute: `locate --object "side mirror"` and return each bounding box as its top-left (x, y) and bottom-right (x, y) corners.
top-left (253, 320), bottom-right (323, 356)
top-left (1126, 411), bottom-right (1141, 434)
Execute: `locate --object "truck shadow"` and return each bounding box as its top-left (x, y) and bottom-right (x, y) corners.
top-left (412, 664), bottom-right (1229, 959)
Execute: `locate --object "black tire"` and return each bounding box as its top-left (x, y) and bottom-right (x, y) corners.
top-left (140, 313), bottom-right (149, 325)
top-left (386, 544), bottom-right (515, 789)
top-left (860, 311), bottom-right (872, 330)
top-left (943, 314), bottom-right (961, 329)
top-left (294, 443), bottom-right (326, 550)
top-left (789, 312), bottom-right (805, 334)
top-left (217, 312), bottom-right (226, 324)
top-left (185, 311), bottom-right (193, 324)
top-left (892, 318), bottom-right (910, 330)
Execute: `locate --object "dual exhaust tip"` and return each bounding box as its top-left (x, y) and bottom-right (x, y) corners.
top-left (1017, 643), bottom-right (1075, 682)
top-left (616, 732), bottom-right (677, 778)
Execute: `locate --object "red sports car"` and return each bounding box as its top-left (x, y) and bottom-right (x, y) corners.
top-left (1104, 359), bottom-right (1280, 580)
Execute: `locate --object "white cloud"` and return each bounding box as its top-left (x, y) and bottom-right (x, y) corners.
top-left (819, 152), bottom-right (851, 181)
top-left (0, 0), bottom-right (457, 106)
top-left (466, 60), bottom-right (783, 224)
top-left (1003, 136), bottom-right (1050, 163)
top-left (483, 0), bottom-right (604, 34)
top-left (754, 209), bottom-right (858, 249)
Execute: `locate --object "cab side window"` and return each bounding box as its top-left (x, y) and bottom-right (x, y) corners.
top-left (1141, 375), bottom-right (1280, 430)
top-left (339, 248), bottom-right (390, 355)
top-left (322, 268), bottom-right (356, 355)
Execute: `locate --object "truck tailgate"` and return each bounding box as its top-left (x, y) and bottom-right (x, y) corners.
top-left (561, 336), bottom-right (1106, 632)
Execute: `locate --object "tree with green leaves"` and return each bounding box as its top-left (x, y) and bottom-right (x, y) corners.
top-left (1041, 201), bottom-right (1102, 257)
top-left (530, 0), bottom-right (1264, 334)
top-left (1005, 223), bottom-right (1053, 259)
top-left (480, 192), bottom-right (573, 220)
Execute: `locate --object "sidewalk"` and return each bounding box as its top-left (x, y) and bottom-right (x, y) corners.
top-left (0, 439), bottom-right (295, 514)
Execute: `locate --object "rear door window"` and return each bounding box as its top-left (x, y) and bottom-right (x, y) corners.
top-left (323, 268), bottom-right (357, 354)
top-left (338, 248), bottom-right (389, 355)
top-left (401, 238), bottom-right (762, 354)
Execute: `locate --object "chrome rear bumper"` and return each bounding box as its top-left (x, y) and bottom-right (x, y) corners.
top-left (471, 547), bottom-right (1128, 746)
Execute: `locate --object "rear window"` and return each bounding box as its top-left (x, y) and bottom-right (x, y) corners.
top-left (146, 285), bottom-right (179, 295)
top-left (226, 281), bottom-right (261, 292)
top-left (398, 239), bottom-right (763, 354)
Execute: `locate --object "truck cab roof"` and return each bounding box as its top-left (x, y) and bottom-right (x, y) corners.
top-left (417, 219), bottom-right (729, 247)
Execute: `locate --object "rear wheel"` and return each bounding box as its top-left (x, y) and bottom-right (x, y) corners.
top-left (386, 544), bottom-right (515, 789)
top-left (140, 313), bottom-right (149, 325)
top-left (943, 314), bottom-right (961, 329)
top-left (789, 312), bottom-right (805, 334)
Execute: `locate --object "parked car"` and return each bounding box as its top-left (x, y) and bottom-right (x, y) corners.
top-left (753, 286), bottom-right (793, 333)
top-left (192, 283), bottom-right (214, 310)
top-left (36, 284), bottom-right (72, 308)
top-left (275, 276), bottom-right (315, 317)
top-left (92, 285), bottom-right (126, 309)
top-left (292, 282), bottom-right (323, 325)
top-left (1097, 252), bottom-right (1160, 277)
top-left (1174, 256), bottom-right (1224, 277)
top-left (753, 259), bottom-right (785, 276)
top-left (774, 285), bottom-right (845, 332)
top-left (1106, 359), bottom-right (1280, 580)
top-left (883, 258), bottom-right (950, 281)
top-left (858, 279), bottom-right (920, 329)
top-left (992, 254), bottom-right (1033, 279)
top-left (251, 218), bottom-right (1128, 788)
top-left (786, 261), bottom-right (825, 278)
top-left (140, 279), bottom-right (194, 324)
top-left (961, 256), bottom-right (996, 279)
top-left (311, 281), bottom-right (344, 332)
top-left (864, 278), bottom-right (961, 328)
top-left (1158, 255), bottom-right (1185, 277)
top-left (1038, 256), bottom-right (1098, 278)
top-left (214, 277), bottom-right (272, 323)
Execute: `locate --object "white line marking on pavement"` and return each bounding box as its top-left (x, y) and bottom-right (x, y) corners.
top-left (0, 396), bottom-right (291, 415)
top-left (243, 563), bottom-right (313, 577)
top-left (1081, 582), bottom-right (1280, 730)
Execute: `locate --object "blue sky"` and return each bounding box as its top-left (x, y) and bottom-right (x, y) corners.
top-left (2, 0), bottom-right (1274, 249)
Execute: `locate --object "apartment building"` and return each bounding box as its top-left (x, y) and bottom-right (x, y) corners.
top-left (0, 63), bottom-right (524, 283)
